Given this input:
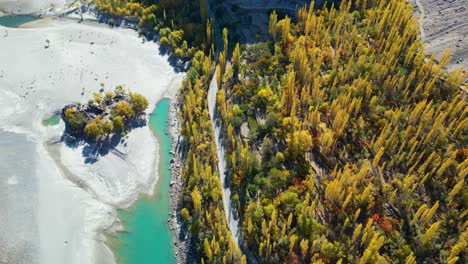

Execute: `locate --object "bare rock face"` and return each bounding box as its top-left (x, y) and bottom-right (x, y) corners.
top-left (223, 0), bottom-right (309, 11)
top-left (208, 0), bottom-right (334, 45)
top-left (411, 0), bottom-right (468, 72)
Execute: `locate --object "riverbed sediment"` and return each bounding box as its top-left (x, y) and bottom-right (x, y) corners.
top-left (167, 94), bottom-right (193, 264)
top-left (0, 7), bottom-right (183, 264)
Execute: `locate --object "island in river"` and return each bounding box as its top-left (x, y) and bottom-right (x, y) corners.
top-left (61, 87), bottom-right (149, 140)
top-left (0, 3), bottom-right (184, 264)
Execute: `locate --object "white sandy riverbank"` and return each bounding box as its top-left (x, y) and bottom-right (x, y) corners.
top-left (0, 9), bottom-right (183, 264)
top-left (0, 0), bottom-right (74, 15)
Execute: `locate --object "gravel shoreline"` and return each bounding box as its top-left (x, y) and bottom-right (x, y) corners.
top-left (167, 94), bottom-right (191, 264)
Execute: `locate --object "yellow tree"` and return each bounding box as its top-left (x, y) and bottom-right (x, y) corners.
top-left (269, 10), bottom-right (277, 40)
top-left (192, 187), bottom-right (202, 214)
top-left (232, 43), bottom-right (241, 77)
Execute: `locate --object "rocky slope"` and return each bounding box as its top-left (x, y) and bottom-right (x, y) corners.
top-left (411, 0), bottom-right (468, 72)
top-left (208, 0), bottom-right (324, 44)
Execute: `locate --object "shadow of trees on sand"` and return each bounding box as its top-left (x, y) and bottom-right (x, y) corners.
top-left (61, 116), bottom-right (147, 164)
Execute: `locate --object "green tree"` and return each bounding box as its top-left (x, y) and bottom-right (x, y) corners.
top-left (232, 42), bottom-right (241, 77)
top-left (222, 27), bottom-right (228, 52)
top-left (261, 137), bottom-right (274, 161)
top-left (269, 10), bottom-right (277, 40)
top-left (104, 91), bottom-right (114, 102)
top-left (113, 115), bottom-right (124, 132)
top-left (93, 92), bottom-right (102, 105)
top-left (102, 119), bottom-right (114, 136)
top-left (64, 108), bottom-right (87, 130)
top-left (114, 85), bottom-right (125, 96)
top-left (84, 117), bottom-right (104, 139)
top-left (191, 187), bottom-right (202, 214)
top-left (129, 93), bottom-right (149, 115)
top-left (113, 101), bottom-right (134, 119)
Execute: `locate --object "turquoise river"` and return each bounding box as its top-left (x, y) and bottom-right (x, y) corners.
top-left (0, 16), bottom-right (177, 264)
top-left (111, 98), bottom-right (176, 264)
top-left (42, 114), bottom-right (60, 126)
top-left (0, 15), bottom-right (37, 28)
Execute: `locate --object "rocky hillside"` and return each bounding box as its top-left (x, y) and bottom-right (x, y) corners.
top-left (208, 0), bottom-right (336, 44)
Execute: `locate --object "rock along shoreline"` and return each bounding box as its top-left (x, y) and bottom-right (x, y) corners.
top-left (167, 94), bottom-right (193, 264)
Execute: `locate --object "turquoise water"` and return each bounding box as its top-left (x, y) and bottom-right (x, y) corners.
top-left (112, 98), bottom-right (176, 264)
top-left (42, 114), bottom-right (60, 126)
top-left (0, 15), bottom-right (38, 28)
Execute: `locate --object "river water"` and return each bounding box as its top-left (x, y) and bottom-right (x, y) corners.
top-left (0, 15), bottom-right (37, 27)
top-left (42, 114), bottom-right (60, 126)
top-left (111, 98), bottom-right (176, 264)
top-left (0, 14), bottom-right (177, 264)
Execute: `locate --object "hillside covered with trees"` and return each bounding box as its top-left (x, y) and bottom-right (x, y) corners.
top-left (213, 0), bottom-right (468, 263)
top-left (95, 0), bottom-right (213, 57)
top-left (95, 0), bottom-right (467, 263)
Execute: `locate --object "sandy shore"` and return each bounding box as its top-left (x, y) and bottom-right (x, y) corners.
top-left (0, 0), bottom-right (70, 15)
top-left (0, 8), bottom-right (183, 264)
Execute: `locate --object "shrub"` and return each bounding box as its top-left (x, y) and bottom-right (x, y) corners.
top-left (84, 118), bottom-right (104, 138)
top-left (113, 115), bottom-right (124, 132)
top-left (64, 108), bottom-right (87, 130)
top-left (102, 120), bottom-right (114, 135)
top-left (129, 92), bottom-right (149, 115)
top-left (113, 101), bottom-right (135, 119)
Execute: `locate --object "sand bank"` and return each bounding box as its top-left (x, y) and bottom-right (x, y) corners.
top-left (0, 0), bottom-right (74, 15)
top-left (0, 14), bottom-right (183, 264)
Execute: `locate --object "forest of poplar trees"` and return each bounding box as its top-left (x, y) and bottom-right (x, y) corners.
top-left (95, 0), bottom-right (467, 263)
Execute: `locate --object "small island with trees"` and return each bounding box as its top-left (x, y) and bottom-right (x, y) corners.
top-left (62, 85), bottom-right (149, 141)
